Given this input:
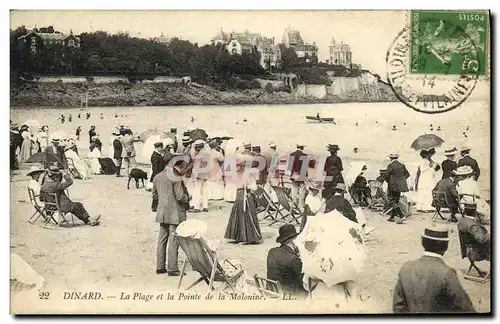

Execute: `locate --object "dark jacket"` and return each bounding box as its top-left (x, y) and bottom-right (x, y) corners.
top-left (393, 255), bottom-right (475, 313)
top-left (385, 160), bottom-right (410, 193)
top-left (441, 159), bottom-right (458, 179)
top-left (267, 244), bottom-right (307, 296)
top-left (288, 149), bottom-right (309, 182)
top-left (432, 178), bottom-right (459, 205)
top-left (88, 129), bottom-right (97, 143)
top-left (458, 216), bottom-right (490, 261)
top-left (458, 155), bottom-right (480, 181)
top-left (152, 167), bottom-right (190, 224)
top-left (324, 155), bottom-right (343, 176)
top-left (113, 138), bottom-right (123, 160)
top-left (324, 194), bottom-right (357, 223)
top-left (44, 145), bottom-right (68, 169)
top-left (150, 151), bottom-right (167, 182)
top-left (40, 173), bottom-right (74, 213)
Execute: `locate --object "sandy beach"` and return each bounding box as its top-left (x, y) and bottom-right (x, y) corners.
top-left (10, 102), bottom-right (491, 313)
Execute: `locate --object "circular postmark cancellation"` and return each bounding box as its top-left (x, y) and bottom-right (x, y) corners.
top-left (386, 21), bottom-right (480, 114)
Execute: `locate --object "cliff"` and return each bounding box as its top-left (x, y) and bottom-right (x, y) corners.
top-left (10, 76), bottom-right (398, 108)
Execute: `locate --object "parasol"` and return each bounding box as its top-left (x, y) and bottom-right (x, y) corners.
top-left (190, 128), bottom-right (208, 141)
top-left (209, 130), bottom-right (232, 140)
top-left (345, 161), bottom-right (367, 188)
top-left (26, 152), bottom-right (62, 165)
top-left (410, 134), bottom-right (445, 151)
top-left (139, 134), bottom-right (175, 164)
top-left (50, 131), bottom-right (68, 141)
top-left (295, 211), bottom-right (367, 288)
top-left (138, 129), bottom-right (170, 142)
top-left (224, 139), bottom-right (244, 157)
top-left (22, 120), bottom-right (40, 129)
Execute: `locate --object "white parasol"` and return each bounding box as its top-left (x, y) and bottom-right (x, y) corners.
top-left (139, 135), bottom-right (174, 164)
top-left (345, 161), bottom-right (366, 188)
top-left (50, 131), bottom-right (69, 142)
top-left (295, 211), bottom-right (367, 288)
top-left (224, 139), bottom-right (244, 157)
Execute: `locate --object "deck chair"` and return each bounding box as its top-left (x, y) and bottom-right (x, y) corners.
top-left (270, 186), bottom-right (302, 225)
top-left (458, 226), bottom-right (491, 284)
top-left (254, 186), bottom-right (279, 222)
top-left (254, 275), bottom-right (283, 298)
top-left (43, 192), bottom-right (75, 229)
top-left (432, 191), bottom-right (459, 222)
top-left (175, 234), bottom-right (245, 294)
top-left (27, 188), bottom-right (57, 226)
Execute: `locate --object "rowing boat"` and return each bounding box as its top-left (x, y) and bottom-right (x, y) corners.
top-left (305, 116), bottom-right (336, 123)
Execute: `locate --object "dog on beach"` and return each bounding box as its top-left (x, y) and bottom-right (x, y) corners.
top-left (127, 168), bottom-right (148, 189)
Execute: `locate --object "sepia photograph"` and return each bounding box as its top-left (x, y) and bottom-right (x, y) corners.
top-left (9, 9), bottom-right (491, 314)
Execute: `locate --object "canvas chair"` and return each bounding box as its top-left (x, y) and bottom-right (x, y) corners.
top-left (175, 234), bottom-right (245, 294)
top-left (270, 186), bottom-right (302, 225)
top-left (458, 228), bottom-right (491, 284)
top-left (253, 275), bottom-right (283, 298)
top-left (42, 192), bottom-right (75, 229)
top-left (27, 188), bottom-right (57, 226)
top-left (66, 157), bottom-right (82, 179)
top-left (432, 191), bottom-right (459, 222)
top-left (254, 186), bottom-right (279, 222)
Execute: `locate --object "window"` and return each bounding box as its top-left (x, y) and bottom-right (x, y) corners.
top-left (304, 52), bottom-right (309, 58)
top-left (232, 48), bottom-right (237, 54)
top-left (329, 48), bottom-right (333, 54)
top-left (68, 39), bottom-right (75, 47)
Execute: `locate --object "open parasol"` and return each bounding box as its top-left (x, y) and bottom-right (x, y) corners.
top-left (410, 134), bottom-right (444, 151)
top-left (138, 129), bottom-right (170, 142)
top-left (139, 134), bottom-right (175, 164)
top-left (26, 151), bottom-right (62, 166)
top-left (209, 130), bottom-right (232, 141)
top-left (190, 128), bottom-right (208, 141)
top-left (295, 211), bottom-right (367, 288)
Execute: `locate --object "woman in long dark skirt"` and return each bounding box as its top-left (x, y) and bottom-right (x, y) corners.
top-left (224, 187), bottom-right (262, 244)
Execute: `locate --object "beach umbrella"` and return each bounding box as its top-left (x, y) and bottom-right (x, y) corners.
top-left (26, 152), bottom-right (61, 166)
top-left (137, 129), bottom-right (165, 142)
top-left (410, 134), bottom-right (445, 151)
top-left (190, 128), bottom-right (208, 141)
top-left (22, 120), bottom-right (40, 129)
top-left (140, 134), bottom-right (175, 164)
top-left (345, 161), bottom-right (367, 187)
top-left (295, 211), bottom-right (367, 288)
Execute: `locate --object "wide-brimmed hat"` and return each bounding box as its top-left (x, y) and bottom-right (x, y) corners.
top-left (154, 141), bottom-right (164, 148)
top-left (193, 139), bottom-right (205, 147)
top-left (327, 144), bottom-right (340, 151)
top-left (460, 145), bottom-right (471, 152)
top-left (334, 183), bottom-right (347, 192)
top-left (453, 165), bottom-right (473, 176)
top-left (269, 141), bottom-right (277, 148)
top-left (306, 179), bottom-right (323, 191)
top-left (444, 147), bottom-right (457, 156)
top-left (47, 164), bottom-right (61, 174)
top-left (243, 143), bottom-right (252, 149)
top-left (421, 224), bottom-right (449, 241)
top-left (379, 169), bottom-right (387, 173)
top-left (26, 166), bottom-right (45, 177)
top-left (276, 224), bottom-right (299, 243)
top-left (182, 135), bottom-right (192, 143)
top-left (389, 152), bottom-right (399, 159)
top-left (296, 143), bottom-right (306, 148)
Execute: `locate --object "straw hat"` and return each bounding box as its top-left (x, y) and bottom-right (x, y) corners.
top-left (453, 165), bottom-right (473, 176)
top-left (26, 166), bottom-right (45, 177)
top-left (306, 179), bottom-right (323, 191)
top-left (327, 144), bottom-right (340, 151)
top-left (389, 152), bottom-right (399, 159)
top-left (269, 141), bottom-right (277, 148)
top-left (182, 135), bottom-right (192, 143)
top-left (421, 224), bottom-right (449, 241)
top-left (460, 145), bottom-right (471, 152)
top-left (193, 139), bottom-right (205, 147)
top-left (334, 183), bottom-right (347, 192)
top-left (444, 147), bottom-right (457, 156)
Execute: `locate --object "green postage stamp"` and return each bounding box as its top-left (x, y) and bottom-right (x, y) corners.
top-left (410, 10), bottom-right (489, 76)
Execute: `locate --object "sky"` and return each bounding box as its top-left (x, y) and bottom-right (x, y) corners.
top-left (10, 10), bottom-right (407, 75)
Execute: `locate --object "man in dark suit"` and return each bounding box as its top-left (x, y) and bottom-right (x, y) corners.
top-left (441, 147), bottom-right (458, 179)
top-left (432, 171), bottom-right (460, 221)
top-left (458, 146), bottom-right (480, 181)
top-left (322, 144), bottom-right (344, 200)
top-left (267, 224), bottom-right (307, 298)
top-left (112, 131), bottom-right (124, 177)
top-left (288, 144), bottom-right (310, 211)
top-left (88, 125), bottom-right (97, 144)
top-left (324, 183), bottom-right (357, 223)
top-left (385, 153), bottom-right (410, 223)
top-left (41, 165), bottom-right (101, 226)
top-left (151, 142), bottom-right (167, 182)
top-left (44, 138), bottom-right (68, 170)
top-left (393, 225), bottom-right (475, 313)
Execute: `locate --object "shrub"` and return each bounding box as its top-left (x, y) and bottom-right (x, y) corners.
top-left (265, 83), bottom-right (274, 93)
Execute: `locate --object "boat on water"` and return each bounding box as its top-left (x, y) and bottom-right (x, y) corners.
top-left (305, 116), bottom-right (336, 123)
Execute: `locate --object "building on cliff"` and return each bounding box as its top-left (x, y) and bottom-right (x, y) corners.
top-left (211, 28), bottom-right (281, 71)
top-left (152, 33), bottom-right (171, 45)
top-left (18, 30), bottom-right (81, 54)
top-left (282, 27), bottom-right (318, 64)
top-left (327, 36), bottom-right (352, 67)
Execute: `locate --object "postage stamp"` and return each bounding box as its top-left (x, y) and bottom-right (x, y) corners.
top-left (409, 10), bottom-right (490, 76)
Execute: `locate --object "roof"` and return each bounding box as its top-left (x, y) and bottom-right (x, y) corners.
top-left (211, 28), bottom-right (229, 42)
top-left (154, 33), bottom-right (171, 43)
top-left (293, 44), bottom-right (317, 52)
top-left (228, 34), bottom-right (252, 46)
top-left (18, 31), bottom-right (80, 41)
top-left (285, 28), bottom-right (304, 44)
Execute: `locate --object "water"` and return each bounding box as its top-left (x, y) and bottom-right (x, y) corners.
top-left (11, 101), bottom-right (490, 197)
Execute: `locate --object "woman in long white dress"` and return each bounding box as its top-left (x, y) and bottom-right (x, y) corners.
top-left (414, 150), bottom-right (439, 212)
top-left (65, 145), bottom-right (89, 179)
top-left (19, 129), bottom-right (32, 163)
top-left (87, 147), bottom-right (102, 175)
top-left (37, 126), bottom-right (50, 153)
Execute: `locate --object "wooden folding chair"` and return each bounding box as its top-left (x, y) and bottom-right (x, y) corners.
top-left (175, 234), bottom-right (245, 294)
top-left (270, 186), bottom-right (302, 225)
top-left (432, 191), bottom-right (459, 222)
top-left (254, 275), bottom-right (283, 298)
top-left (27, 188), bottom-right (57, 226)
top-left (43, 192), bottom-right (75, 229)
top-left (66, 158), bottom-right (81, 179)
top-left (464, 261), bottom-right (491, 283)
top-left (254, 186), bottom-right (279, 222)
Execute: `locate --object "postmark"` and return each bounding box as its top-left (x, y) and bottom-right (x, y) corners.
top-left (386, 25), bottom-right (479, 114)
top-left (409, 10), bottom-right (489, 76)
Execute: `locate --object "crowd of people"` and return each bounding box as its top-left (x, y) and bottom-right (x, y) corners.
top-left (11, 115), bottom-right (489, 313)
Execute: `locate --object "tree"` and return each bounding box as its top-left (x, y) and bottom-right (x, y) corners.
top-left (279, 44), bottom-right (299, 71)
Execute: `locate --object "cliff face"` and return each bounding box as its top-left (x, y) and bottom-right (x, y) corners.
top-left (10, 75), bottom-right (398, 108)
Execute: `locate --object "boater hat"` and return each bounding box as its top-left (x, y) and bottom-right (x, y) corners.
top-left (27, 166), bottom-right (45, 177)
top-left (453, 165), bottom-right (473, 176)
top-left (389, 152), bottom-right (399, 159)
top-left (334, 183), bottom-right (347, 192)
top-left (327, 144), bottom-right (340, 151)
top-left (182, 135), bottom-right (192, 144)
top-left (444, 147), bottom-right (458, 156)
top-left (460, 145), bottom-right (471, 152)
top-left (306, 179), bottom-right (323, 191)
top-left (276, 224), bottom-right (299, 243)
top-left (244, 143), bottom-right (252, 149)
top-left (421, 224), bottom-right (449, 241)
top-left (154, 142), bottom-right (164, 148)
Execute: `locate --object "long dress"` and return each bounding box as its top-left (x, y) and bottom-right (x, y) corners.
top-left (19, 131), bottom-right (32, 163)
top-left (65, 150), bottom-right (89, 179)
top-left (415, 158), bottom-right (438, 212)
top-left (87, 148), bottom-right (102, 175)
top-left (38, 131), bottom-right (49, 152)
top-left (209, 149), bottom-right (225, 200)
top-left (457, 177), bottom-right (490, 222)
top-left (224, 160), bottom-right (262, 243)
